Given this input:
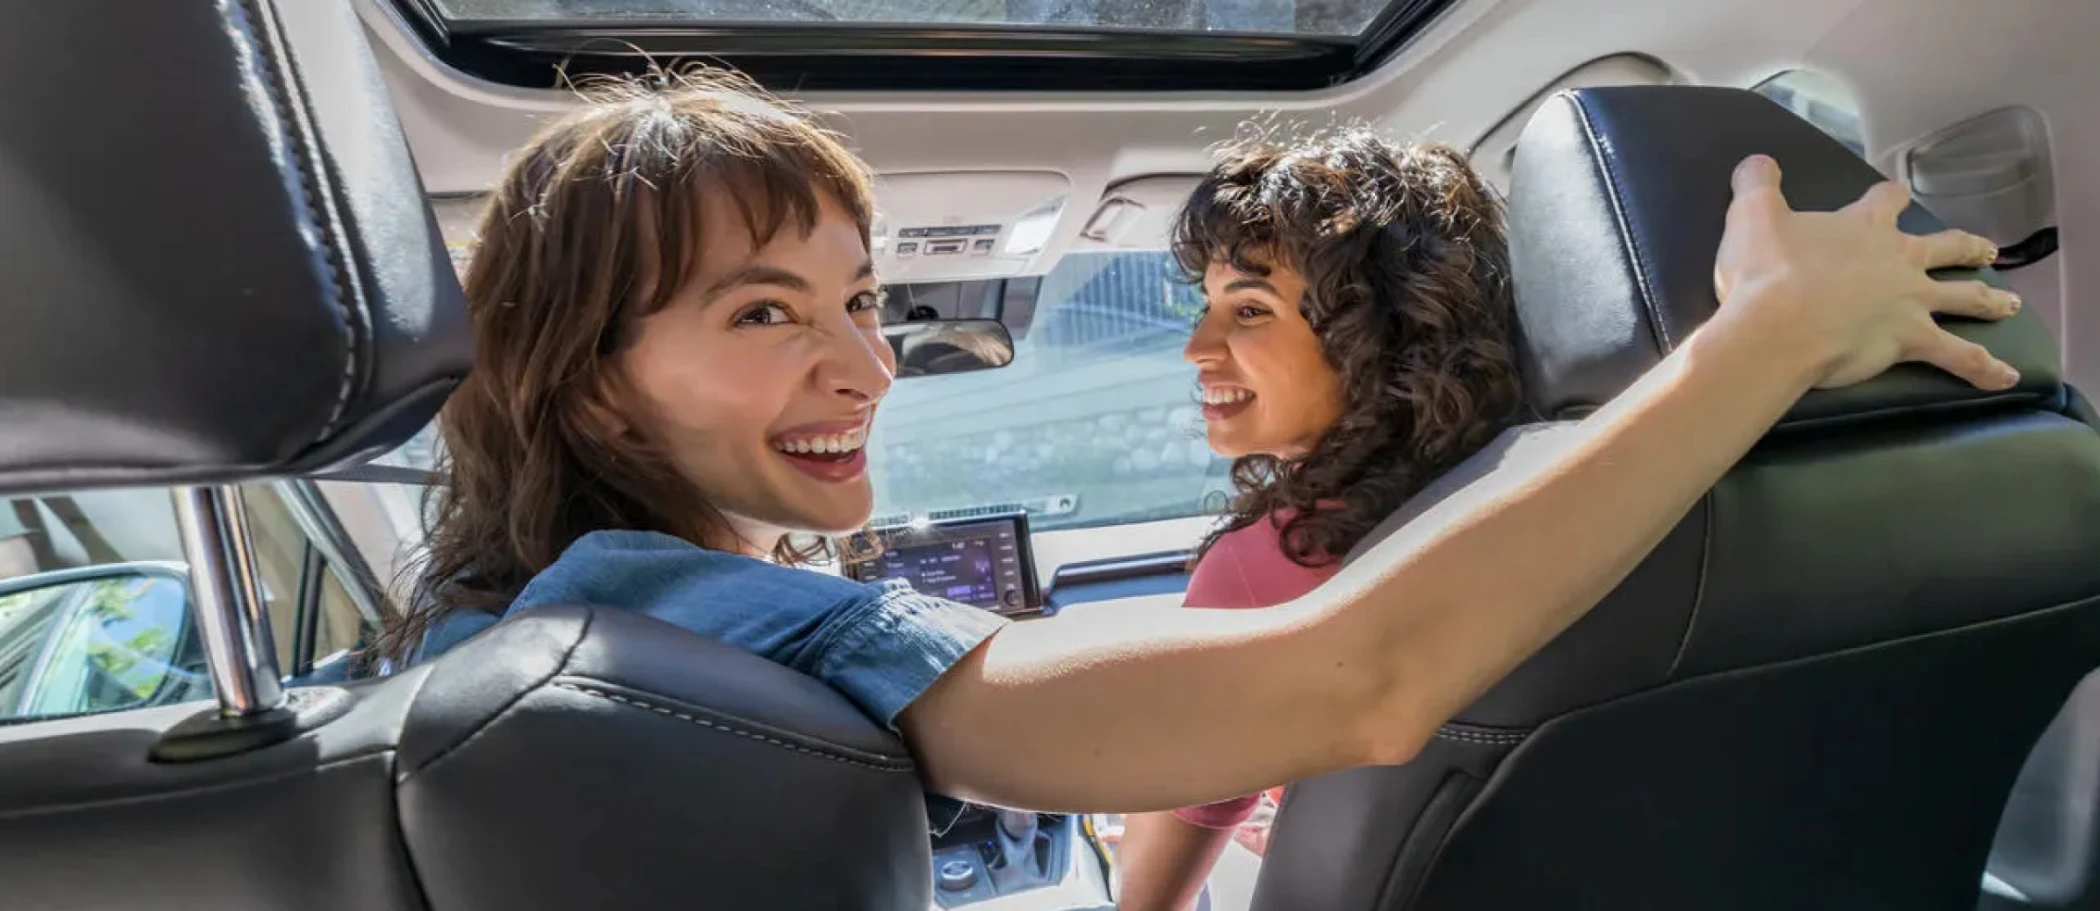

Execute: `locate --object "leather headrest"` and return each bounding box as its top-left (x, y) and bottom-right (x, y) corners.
top-left (1508, 86), bottom-right (2060, 428)
top-left (0, 2), bottom-right (471, 495)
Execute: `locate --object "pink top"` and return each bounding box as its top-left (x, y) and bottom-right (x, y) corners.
top-left (1171, 511), bottom-right (1340, 829)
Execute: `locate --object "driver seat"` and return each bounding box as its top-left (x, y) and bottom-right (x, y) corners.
top-left (1250, 86), bottom-right (2100, 910)
top-left (0, 4), bottom-right (931, 909)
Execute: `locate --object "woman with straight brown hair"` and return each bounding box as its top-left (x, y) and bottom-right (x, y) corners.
top-left (385, 69), bottom-right (2019, 823)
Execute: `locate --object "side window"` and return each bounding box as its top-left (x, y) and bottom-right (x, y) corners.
top-left (0, 484), bottom-right (382, 722)
top-left (1752, 69), bottom-right (1866, 158)
top-left (242, 484), bottom-right (378, 677)
top-left (0, 489), bottom-right (201, 721)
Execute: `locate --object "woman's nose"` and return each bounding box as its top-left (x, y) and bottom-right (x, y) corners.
top-left (819, 323), bottom-right (895, 403)
top-left (1185, 312), bottom-right (1225, 365)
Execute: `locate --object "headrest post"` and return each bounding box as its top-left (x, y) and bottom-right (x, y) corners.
top-left (171, 486), bottom-right (286, 717)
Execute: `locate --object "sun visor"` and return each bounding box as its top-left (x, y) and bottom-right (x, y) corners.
top-left (1508, 86), bottom-right (2061, 430)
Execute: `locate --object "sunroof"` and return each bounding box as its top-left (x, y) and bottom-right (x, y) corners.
top-left (393, 0), bottom-right (1458, 92)
top-left (426, 0), bottom-right (1391, 37)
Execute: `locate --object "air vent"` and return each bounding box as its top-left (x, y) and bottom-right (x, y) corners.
top-left (927, 502), bottom-right (1028, 522)
top-left (872, 494), bottom-right (1079, 529)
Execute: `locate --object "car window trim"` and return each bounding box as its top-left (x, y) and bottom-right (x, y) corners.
top-left (384, 0), bottom-right (1460, 93)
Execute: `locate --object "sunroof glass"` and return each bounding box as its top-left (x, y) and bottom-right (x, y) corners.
top-left (425, 0), bottom-right (1394, 37)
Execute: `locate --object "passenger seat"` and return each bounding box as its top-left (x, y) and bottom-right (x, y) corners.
top-left (1250, 85), bottom-right (2100, 911)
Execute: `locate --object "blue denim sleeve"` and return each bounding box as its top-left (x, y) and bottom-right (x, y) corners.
top-left (430, 529), bottom-right (1009, 731)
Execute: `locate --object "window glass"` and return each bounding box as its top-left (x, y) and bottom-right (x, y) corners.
top-left (0, 489), bottom-right (207, 721)
top-left (0, 490), bottom-right (183, 580)
top-left (1752, 69), bottom-right (1866, 157)
top-left (241, 484), bottom-right (375, 673)
top-left (422, 0), bottom-right (1396, 36)
top-left (870, 250), bottom-right (1226, 531)
top-left (0, 484), bottom-right (379, 719)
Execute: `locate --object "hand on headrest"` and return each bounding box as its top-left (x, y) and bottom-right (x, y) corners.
top-left (1509, 86), bottom-right (2060, 429)
top-left (1713, 154), bottom-right (2019, 392)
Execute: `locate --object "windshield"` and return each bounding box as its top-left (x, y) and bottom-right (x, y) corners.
top-left (872, 250), bottom-right (1223, 532)
top-left (424, 0), bottom-right (1393, 36)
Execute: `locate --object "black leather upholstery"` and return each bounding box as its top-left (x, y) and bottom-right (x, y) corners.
top-left (1253, 86), bottom-right (2100, 911)
top-left (0, 608), bottom-right (934, 910)
top-left (1981, 672), bottom-right (2100, 909)
top-left (398, 607), bottom-right (933, 911)
top-left (1511, 86), bottom-right (2062, 430)
top-left (0, 4), bottom-right (933, 909)
top-left (0, 0), bottom-right (472, 496)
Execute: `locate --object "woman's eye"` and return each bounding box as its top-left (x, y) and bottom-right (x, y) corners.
top-left (734, 302), bottom-right (792, 326)
top-left (1236, 305), bottom-right (1270, 321)
top-left (847, 290), bottom-right (882, 314)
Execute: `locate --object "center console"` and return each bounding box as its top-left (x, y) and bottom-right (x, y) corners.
top-left (926, 807), bottom-right (1111, 909)
top-left (847, 510), bottom-right (1113, 908)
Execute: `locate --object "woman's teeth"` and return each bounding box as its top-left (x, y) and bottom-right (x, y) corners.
top-left (1202, 387), bottom-right (1255, 405)
top-left (773, 428), bottom-right (868, 456)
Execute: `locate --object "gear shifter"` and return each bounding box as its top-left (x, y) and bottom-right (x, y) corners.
top-left (990, 809), bottom-right (1046, 891)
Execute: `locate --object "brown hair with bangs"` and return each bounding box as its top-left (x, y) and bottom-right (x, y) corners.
top-left (376, 69), bottom-right (875, 662)
top-left (1174, 127), bottom-right (1527, 567)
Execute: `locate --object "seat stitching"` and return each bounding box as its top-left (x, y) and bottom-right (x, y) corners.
top-left (553, 682), bottom-right (913, 773)
top-left (1432, 726), bottom-right (1529, 745)
top-left (1567, 92), bottom-right (1675, 352)
top-left (231, 0), bottom-right (361, 442)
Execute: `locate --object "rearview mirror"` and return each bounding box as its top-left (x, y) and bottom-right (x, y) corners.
top-left (883, 319), bottom-right (1015, 379)
top-left (0, 563), bottom-right (209, 720)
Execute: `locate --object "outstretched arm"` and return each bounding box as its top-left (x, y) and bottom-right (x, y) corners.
top-left (902, 159), bottom-right (2019, 813)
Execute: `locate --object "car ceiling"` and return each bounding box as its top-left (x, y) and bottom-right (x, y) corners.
top-left (357, 0), bottom-right (2100, 391)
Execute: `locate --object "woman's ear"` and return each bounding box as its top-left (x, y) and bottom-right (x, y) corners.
top-left (579, 363), bottom-right (641, 442)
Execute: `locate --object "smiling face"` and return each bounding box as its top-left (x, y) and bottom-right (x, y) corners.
top-left (1184, 257), bottom-right (1347, 459)
top-left (616, 189), bottom-right (893, 554)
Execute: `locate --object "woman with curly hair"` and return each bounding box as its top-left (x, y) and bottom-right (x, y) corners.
top-left (1115, 131), bottom-right (1527, 911)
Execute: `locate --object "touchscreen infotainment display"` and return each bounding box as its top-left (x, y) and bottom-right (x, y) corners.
top-left (848, 512), bottom-right (1040, 614)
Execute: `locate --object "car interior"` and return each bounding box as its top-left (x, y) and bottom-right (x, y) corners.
top-left (2, 1), bottom-right (2100, 910)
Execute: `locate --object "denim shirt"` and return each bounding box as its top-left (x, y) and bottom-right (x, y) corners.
top-left (417, 529), bottom-right (1009, 828)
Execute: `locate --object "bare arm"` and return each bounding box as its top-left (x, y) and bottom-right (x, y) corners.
top-left (902, 159), bottom-right (2020, 813)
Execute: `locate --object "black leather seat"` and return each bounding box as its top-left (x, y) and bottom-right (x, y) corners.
top-left (1981, 672), bottom-right (2100, 909)
top-left (0, 3), bottom-right (930, 909)
top-left (1250, 86), bottom-right (2100, 911)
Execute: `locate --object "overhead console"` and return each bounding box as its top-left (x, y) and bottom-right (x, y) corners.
top-left (873, 170), bottom-right (1070, 283)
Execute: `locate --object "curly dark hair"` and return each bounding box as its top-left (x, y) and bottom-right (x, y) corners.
top-left (1173, 129), bottom-right (1527, 567)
